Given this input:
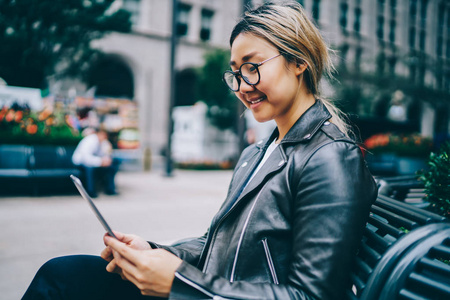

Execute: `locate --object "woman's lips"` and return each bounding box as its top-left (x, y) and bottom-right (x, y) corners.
top-left (247, 96), bottom-right (266, 105)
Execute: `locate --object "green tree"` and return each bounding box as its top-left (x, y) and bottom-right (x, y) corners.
top-left (197, 48), bottom-right (238, 130)
top-left (0, 0), bottom-right (131, 89)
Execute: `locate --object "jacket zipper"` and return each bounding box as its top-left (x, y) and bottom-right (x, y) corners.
top-left (230, 187), bottom-right (265, 282)
top-left (174, 272), bottom-right (232, 300)
top-left (202, 150), bottom-right (263, 272)
top-left (262, 238), bottom-right (279, 285)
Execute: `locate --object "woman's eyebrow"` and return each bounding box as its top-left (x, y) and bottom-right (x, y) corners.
top-left (229, 51), bottom-right (259, 66)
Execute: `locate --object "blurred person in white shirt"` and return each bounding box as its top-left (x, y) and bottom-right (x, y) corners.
top-left (72, 128), bottom-right (119, 197)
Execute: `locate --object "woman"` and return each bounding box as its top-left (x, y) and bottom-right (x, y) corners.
top-left (23, 2), bottom-right (377, 299)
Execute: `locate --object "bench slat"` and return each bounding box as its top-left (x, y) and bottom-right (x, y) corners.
top-left (359, 242), bottom-right (382, 267)
top-left (355, 257), bottom-right (372, 281)
top-left (371, 205), bottom-right (418, 230)
top-left (368, 215), bottom-right (405, 238)
top-left (418, 257), bottom-right (450, 279)
top-left (363, 227), bottom-right (392, 253)
top-left (377, 195), bottom-right (446, 223)
top-left (408, 272), bottom-right (450, 295)
top-left (398, 288), bottom-right (428, 300)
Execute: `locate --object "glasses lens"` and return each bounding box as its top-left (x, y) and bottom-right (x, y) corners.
top-left (241, 63), bottom-right (259, 85)
top-left (223, 71), bottom-right (239, 91)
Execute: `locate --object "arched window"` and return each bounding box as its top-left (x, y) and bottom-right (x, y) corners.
top-left (87, 56), bottom-right (134, 99)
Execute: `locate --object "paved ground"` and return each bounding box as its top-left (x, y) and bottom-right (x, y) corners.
top-left (0, 169), bottom-right (233, 300)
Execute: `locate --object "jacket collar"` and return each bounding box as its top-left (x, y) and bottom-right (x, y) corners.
top-left (256, 99), bottom-right (332, 150)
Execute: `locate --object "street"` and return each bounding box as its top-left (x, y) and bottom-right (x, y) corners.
top-left (0, 170), bottom-right (232, 300)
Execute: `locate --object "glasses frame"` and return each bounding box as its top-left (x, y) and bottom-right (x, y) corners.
top-left (222, 54), bottom-right (281, 92)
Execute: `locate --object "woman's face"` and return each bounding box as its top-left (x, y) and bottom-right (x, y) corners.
top-left (230, 33), bottom-right (305, 125)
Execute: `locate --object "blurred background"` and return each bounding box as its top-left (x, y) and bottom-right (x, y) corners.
top-left (0, 0), bottom-right (448, 178)
top-left (1, 1), bottom-right (449, 298)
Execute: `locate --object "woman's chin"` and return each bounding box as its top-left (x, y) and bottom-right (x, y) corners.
top-left (251, 113), bottom-right (272, 123)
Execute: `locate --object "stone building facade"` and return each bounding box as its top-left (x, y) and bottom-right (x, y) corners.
top-left (93, 0), bottom-right (242, 167)
top-left (94, 0), bottom-right (449, 167)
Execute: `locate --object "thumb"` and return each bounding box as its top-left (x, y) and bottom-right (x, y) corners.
top-left (112, 231), bottom-right (137, 244)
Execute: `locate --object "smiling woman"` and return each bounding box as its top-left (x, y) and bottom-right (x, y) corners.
top-left (22, 2), bottom-right (377, 300)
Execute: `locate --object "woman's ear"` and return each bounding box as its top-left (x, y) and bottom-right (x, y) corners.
top-left (295, 62), bottom-right (308, 76)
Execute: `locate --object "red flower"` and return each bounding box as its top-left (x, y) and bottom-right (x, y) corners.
top-left (26, 124), bottom-right (38, 135)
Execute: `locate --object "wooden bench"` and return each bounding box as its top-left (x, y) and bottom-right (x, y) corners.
top-left (348, 194), bottom-right (449, 300)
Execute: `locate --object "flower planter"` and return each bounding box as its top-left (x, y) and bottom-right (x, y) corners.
top-left (396, 157), bottom-right (427, 175)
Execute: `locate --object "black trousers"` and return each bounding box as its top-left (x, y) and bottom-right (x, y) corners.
top-left (22, 255), bottom-right (165, 300)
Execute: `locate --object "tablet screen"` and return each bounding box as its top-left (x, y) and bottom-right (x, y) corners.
top-left (70, 174), bottom-right (117, 239)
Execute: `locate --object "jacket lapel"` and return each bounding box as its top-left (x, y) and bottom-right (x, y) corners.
top-left (210, 100), bottom-right (332, 230)
top-left (236, 145), bottom-right (287, 203)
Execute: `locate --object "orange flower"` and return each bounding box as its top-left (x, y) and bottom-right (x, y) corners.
top-left (15, 111), bottom-right (23, 122)
top-left (26, 124), bottom-right (38, 135)
top-left (45, 117), bottom-right (54, 126)
top-left (38, 109), bottom-right (52, 121)
top-left (5, 110), bottom-right (14, 122)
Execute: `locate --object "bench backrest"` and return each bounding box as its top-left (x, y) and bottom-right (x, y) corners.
top-left (31, 146), bottom-right (77, 169)
top-left (379, 227), bottom-right (450, 299)
top-left (0, 145), bottom-right (32, 169)
top-left (348, 195), bottom-right (448, 300)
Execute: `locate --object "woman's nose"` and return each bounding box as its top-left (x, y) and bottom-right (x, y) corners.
top-left (239, 79), bottom-right (255, 94)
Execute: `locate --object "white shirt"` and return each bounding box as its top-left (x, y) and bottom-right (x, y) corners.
top-left (72, 134), bottom-right (111, 167)
top-left (247, 138), bottom-right (279, 184)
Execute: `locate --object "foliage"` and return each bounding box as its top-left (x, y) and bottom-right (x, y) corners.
top-left (0, 0), bottom-right (131, 88)
top-left (419, 142), bottom-right (450, 218)
top-left (197, 49), bottom-right (238, 130)
top-left (0, 103), bottom-right (82, 145)
top-left (364, 132), bottom-right (433, 158)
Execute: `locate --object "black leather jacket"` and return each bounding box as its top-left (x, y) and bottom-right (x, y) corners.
top-left (154, 100), bottom-right (377, 300)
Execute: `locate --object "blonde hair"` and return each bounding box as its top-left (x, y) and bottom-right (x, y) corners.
top-left (230, 1), bottom-right (350, 136)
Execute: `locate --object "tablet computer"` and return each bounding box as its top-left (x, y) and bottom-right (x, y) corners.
top-left (70, 174), bottom-right (117, 239)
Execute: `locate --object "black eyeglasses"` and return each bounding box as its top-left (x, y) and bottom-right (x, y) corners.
top-left (222, 54), bottom-right (281, 92)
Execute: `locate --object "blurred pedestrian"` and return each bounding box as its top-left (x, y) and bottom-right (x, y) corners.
top-left (23, 2), bottom-right (376, 299)
top-left (72, 128), bottom-right (119, 197)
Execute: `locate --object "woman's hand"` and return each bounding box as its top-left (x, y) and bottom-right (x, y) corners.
top-left (105, 235), bottom-right (183, 297)
top-left (101, 231), bottom-right (151, 279)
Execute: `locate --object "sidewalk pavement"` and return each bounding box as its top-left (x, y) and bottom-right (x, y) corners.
top-left (0, 169), bottom-right (233, 300)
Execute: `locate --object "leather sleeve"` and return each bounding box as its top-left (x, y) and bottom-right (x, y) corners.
top-left (288, 141), bottom-right (377, 299)
top-left (149, 233), bottom-right (207, 266)
top-left (169, 141), bottom-right (377, 300)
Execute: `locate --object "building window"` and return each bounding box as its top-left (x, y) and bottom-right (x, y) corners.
top-left (388, 55), bottom-right (397, 74)
top-left (388, 0), bottom-right (397, 43)
top-left (447, 7), bottom-right (450, 59)
top-left (177, 3), bottom-right (191, 37)
top-left (340, 2), bottom-right (348, 31)
top-left (377, 16), bottom-right (384, 40)
top-left (389, 20), bottom-right (396, 43)
top-left (355, 47), bottom-right (363, 71)
top-left (200, 9), bottom-right (214, 41)
top-left (409, 0), bottom-right (418, 49)
top-left (436, 2), bottom-right (445, 57)
top-left (312, 0), bottom-right (320, 23)
top-left (376, 51), bottom-right (386, 74)
top-left (354, 6), bottom-right (362, 33)
top-left (418, 0), bottom-right (428, 52)
top-left (377, 0), bottom-right (385, 41)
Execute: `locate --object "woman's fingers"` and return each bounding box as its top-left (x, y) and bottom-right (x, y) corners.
top-left (101, 246), bottom-right (114, 262)
top-left (113, 249), bottom-right (140, 275)
top-left (106, 236), bottom-right (141, 264)
top-left (106, 258), bottom-right (118, 273)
